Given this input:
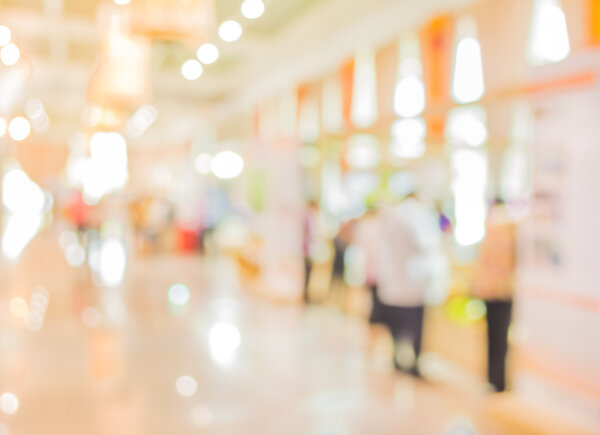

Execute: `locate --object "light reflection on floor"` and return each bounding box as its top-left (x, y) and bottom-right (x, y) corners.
top-left (0, 228), bottom-right (514, 435)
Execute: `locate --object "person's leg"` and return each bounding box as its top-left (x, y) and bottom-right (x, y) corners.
top-left (410, 306), bottom-right (425, 376)
top-left (390, 306), bottom-right (423, 376)
top-left (303, 258), bottom-right (312, 303)
top-left (486, 299), bottom-right (513, 391)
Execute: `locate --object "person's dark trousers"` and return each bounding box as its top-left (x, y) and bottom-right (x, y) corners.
top-left (388, 305), bottom-right (425, 376)
top-left (486, 299), bottom-right (513, 392)
top-left (368, 285), bottom-right (384, 325)
top-left (303, 258), bottom-right (312, 303)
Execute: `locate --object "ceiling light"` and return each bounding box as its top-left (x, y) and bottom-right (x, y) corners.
top-left (9, 117), bottom-right (31, 141)
top-left (1, 43), bottom-right (20, 66)
top-left (181, 59), bottom-right (203, 80)
top-left (113, 0), bottom-right (131, 5)
top-left (196, 43), bottom-right (219, 64)
top-left (241, 0), bottom-right (265, 19)
top-left (0, 26), bottom-right (11, 46)
top-left (219, 20), bottom-right (242, 42)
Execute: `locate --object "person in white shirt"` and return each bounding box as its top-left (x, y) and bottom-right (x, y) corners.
top-left (376, 193), bottom-right (449, 375)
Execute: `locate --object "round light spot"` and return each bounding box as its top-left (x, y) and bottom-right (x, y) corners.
top-left (218, 20), bottom-right (242, 42)
top-left (0, 25), bottom-right (11, 46)
top-left (24, 98), bottom-right (44, 120)
top-left (196, 43), bottom-right (219, 64)
top-left (209, 323), bottom-right (241, 365)
top-left (211, 151), bottom-right (244, 180)
top-left (168, 284), bottom-right (190, 306)
top-left (0, 393), bottom-right (19, 415)
top-left (466, 299), bottom-right (487, 321)
top-left (181, 59), bottom-right (203, 81)
top-left (0, 43), bottom-right (19, 66)
top-left (241, 0), bottom-right (265, 19)
top-left (65, 244), bottom-right (86, 267)
top-left (8, 117), bottom-right (31, 141)
top-left (175, 375), bottom-right (197, 397)
top-left (59, 231), bottom-right (78, 251)
top-left (29, 291), bottom-right (48, 313)
top-left (25, 311), bottom-right (43, 331)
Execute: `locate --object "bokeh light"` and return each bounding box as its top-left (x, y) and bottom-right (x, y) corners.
top-left (0, 393), bottom-right (19, 415)
top-left (168, 284), bottom-right (190, 306)
top-left (218, 21), bottom-right (242, 42)
top-left (175, 375), bottom-right (198, 397)
top-left (209, 322), bottom-right (241, 365)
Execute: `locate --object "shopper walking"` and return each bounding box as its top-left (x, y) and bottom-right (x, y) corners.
top-left (472, 199), bottom-right (517, 392)
top-left (377, 193), bottom-right (448, 375)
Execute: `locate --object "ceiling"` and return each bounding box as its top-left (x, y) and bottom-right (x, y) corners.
top-left (0, 0), bottom-right (477, 146)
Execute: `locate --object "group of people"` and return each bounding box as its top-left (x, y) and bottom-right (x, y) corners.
top-left (303, 193), bottom-right (517, 392)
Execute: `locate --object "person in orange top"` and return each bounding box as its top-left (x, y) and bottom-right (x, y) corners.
top-left (472, 198), bottom-right (517, 392)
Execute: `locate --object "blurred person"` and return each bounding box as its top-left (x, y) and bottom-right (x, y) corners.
top-left (377, 192), bottom-right (448, 376)
top-left (354, 207), bottom-right (384, 325)
top-left (302, 201), bottom-right (319, 303)
top-left (472, 198), bottom-right (517, 392)
top-left (329, 219), bottom-right (353, 310)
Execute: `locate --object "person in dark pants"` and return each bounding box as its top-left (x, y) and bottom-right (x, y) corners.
top-left (302, 201), bottom-right (319, 303)
top-left (384, 305), bottom-right (425, 375)
top-left (376, 195), bottom-right (448, 376)
top-left (485, 300), bottom-right (513, 392)
top-left (473, 199), bottom-right (517, 392)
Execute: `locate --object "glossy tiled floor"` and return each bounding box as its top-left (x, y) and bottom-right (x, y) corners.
top-left (0, 229), bottom-right (516, 435)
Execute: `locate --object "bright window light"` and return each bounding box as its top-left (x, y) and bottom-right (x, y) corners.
top-left (181, 59), bottom-right (203, 80)
top-left (394, 76), bottom-right (426, 118)
top-left (0, 25), bottom-right (11, 46)
top-left (390, 117), bottom-right (426, 159)
top-left (451, 29), bottom-right (485, 104)
top-left (9, 117), bottom-right (31, 141)
top-left (196, 43), bottom-right (219, 64)
top-left (451, 149), bottom-right (488, 246)
top-left (241, 0), bottom-right (265, 19)
top-left (394, 36), bottom-right (425, 118)
top-left (527, 0), bottom-right (570, 65)
top-left (1, 43), bottom-right (19, 66)
top-left (211, 151), bottom-right (244, 179)
top-left (219, 20), bottom-right (242, 42)
top-left (99, 238), bottom-right (127, 287)
top-left (351, 47), bottom-right (378, 128)
top-left (446, 105), bottom-right (488, 147)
